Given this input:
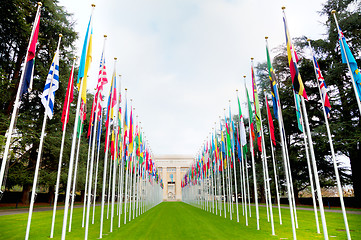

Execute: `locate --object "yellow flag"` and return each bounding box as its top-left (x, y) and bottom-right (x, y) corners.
top-left (81, 32), bottom-right (92, 103)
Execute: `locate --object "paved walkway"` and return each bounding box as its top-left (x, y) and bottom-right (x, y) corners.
top-left (0, 204), bottom-right (85, 216)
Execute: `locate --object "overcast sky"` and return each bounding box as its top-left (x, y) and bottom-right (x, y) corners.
top-left (57, 0), bottom-right (328, 156)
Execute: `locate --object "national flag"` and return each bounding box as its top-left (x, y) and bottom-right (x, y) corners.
top-left (40, 50), bottom-right (59, 119)
top-left (312, 56), bottom-right (331, 117)
top-left (251, 63), bottom-right (262, 133)
top-left (266, 98), bottom-right (276, 146)
top-left (21, 10), bottom-right (41, 97)
top-left (283, 16), bottom-right (308, 100)
top-left (128, 108), bottom-right (134, 153)
top-left (77, 101), bottom-right (86, 138)
top-left (338, 27), bottom-right (361, 101)
top-left (61, 63), bottom-right (74, 130)
top-left (246, 89), bottom-right (255, 142)
top-left (104, 71), bottom-right (116, 150)
top-left (77, 14), bottom-right (93, 104)
top-left (237, 94), bottom-right (247, 151)
top-left (266, 43), bottom-right (279, 119)
top-left (294, 92), bottom-right (303, 132)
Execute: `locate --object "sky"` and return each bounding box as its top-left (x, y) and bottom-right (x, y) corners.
top-left (57, 0), bottom-right (328, 156)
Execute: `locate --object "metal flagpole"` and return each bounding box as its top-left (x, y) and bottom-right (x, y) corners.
top-left (68, 121), bottom-right (84, 232)
top-left (259, 93), bottom-right (275, 235)
top-left (82, 130), bottom-right (93, 227)
top-left (92, 117), bottom-right (102, 224)
top-left (264, 92), bottom-right (283, 225)
top-left (50, 56), bottom-right (75, 238)
top-left (107, 146), bottom-right (113, 218)
top-left (110, 58), bottom-right (118, 232)
top-left (308, 39), bottom-right (351, 239)
top-left (332, 11), bottom-right (361, 115)
top-left (0, 2), bottom-right (42, 191)
top-left (243, 77), bottom-right (259, 230)
top-left (229, 103), bottom-right (240, 222)
top-left (293, 90), bottom-right (320, 233)
top-left (26, 34), bottom-right (62, 240)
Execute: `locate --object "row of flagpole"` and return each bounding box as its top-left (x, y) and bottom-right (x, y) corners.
top-left (182, 6), bottom-right (358, 240)
top-left (0, 3), bottom-right (164, 239)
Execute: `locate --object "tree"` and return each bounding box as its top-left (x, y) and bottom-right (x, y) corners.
top-left (0, 0), bottom-right (78, 204)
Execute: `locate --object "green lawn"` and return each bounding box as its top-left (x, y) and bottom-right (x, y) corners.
top-left (0, 202), bottom-right (360, 239)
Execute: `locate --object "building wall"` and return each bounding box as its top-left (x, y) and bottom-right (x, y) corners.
top-left (154, 155), bottom-right (193, 201)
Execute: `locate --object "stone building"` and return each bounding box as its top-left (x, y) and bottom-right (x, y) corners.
top-left (153, 155), bottom-right (193, 201)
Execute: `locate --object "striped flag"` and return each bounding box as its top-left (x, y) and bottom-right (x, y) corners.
top-left (283, 16), bottom-right (308, 100)
top-left (21, 11), bottom-right (41, 97)
top-left (40, 51), bottom-right (59, 119)
top-left (294, 92), bottom-right (303, 132)
top-left (312, 56), bottom-right (331, 117)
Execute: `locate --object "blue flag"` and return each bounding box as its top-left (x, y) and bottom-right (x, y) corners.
top-left (339, 28), bottom-right (361, 100)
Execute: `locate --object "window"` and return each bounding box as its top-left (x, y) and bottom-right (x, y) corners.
top-left (181, 167), bottom-right (188, 172)
top-left (167, 167), bottom-right (176, 172)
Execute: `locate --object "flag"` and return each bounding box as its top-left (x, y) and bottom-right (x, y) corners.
top-left (237, 95), bottom-right (247, 150)
top-left (129, 108), bottom-right (134, 153)
top-left (246, 89), bottom-right (255, 142)
top-left (40, 51), bottom-right (59, 119)
top-left (61, 63), bottom-right (74, 130)
top-left (21, 11), bottom-right (41, 97)
top-left (266, 43), bottom-right (279, 119)
top-left (105, 69), bottom-right (117, 151)
top-left (251, 65), bottom-right (262, 152)
top-left (294, 92), bottom-right (303, 132)
top-left (266, 98), bottom-right (276, 146)
top-left (283, 16), bottom-right (308, 100)
top-left (312, 56), bottom-right (331, 117)
top-left (251, 64), bottom-right (262, 133)
top-left (77, 15), bottom-right (93, 104)
top-left (77, 101), bottom-right (86, 138)
top-left (338, 27), bottom-right (361, 101)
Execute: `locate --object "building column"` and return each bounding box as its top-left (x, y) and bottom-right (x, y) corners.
top-left (176, 167), bottom-right (181, 201)
top-left (163, 167), bottom-right (167, 201)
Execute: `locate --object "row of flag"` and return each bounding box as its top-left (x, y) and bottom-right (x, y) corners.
top-left (0, 3), bottom-right (164, 240)
top-left (181, 6), bottom-right (358, 240)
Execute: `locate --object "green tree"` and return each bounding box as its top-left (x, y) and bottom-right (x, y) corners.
top-left (0, 0), bottom-right (78, 204)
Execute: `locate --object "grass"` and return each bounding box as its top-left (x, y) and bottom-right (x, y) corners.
top-left (0, 201), bottom-right (360, 239)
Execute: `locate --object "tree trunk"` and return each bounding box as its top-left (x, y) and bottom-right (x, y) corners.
top-left (21, 183), bottom-right (31, 205)
top-left (349, 143), bottom-right (361, 206)
top-left (48, 185), bottom-right (54, 204)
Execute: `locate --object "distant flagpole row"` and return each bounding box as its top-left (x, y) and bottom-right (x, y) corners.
top-left (182, 6), bottom-right (354, 240)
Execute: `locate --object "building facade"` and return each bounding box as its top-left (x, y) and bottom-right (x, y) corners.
top-left (153, 155), bottom-right (193, 201)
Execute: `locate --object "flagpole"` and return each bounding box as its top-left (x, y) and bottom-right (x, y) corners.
top-left (243, 76), bottom-right (259, 230)
top-left (0, 2), bottom-right (42, 192)
top-left (332, 11), bottom-right (361, 115)
top-left (82, 129), bottom-right (93, 228)
top-left (263, 92), bottom-right (278, 234)
top-left (256, 88), bottom-right (275, 235)
top-left (50, 56), bottom-right (75, 238)
top-left (294, 89), bottom-right (320, 233)
top-left (68, 121), bottom-right (84, 232)
top-left (110, 58), bottom-right (118, 232)
top-left (308, 39), bottom-right (351, 239)
top-left (26, 34), bottom-right (62, 240)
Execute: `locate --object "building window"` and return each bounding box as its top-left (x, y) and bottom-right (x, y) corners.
top-left (167, 167), bottom-right (176, 172)
top-left (181, 167), bottom-right (188, 172)
top-left (158, 167), bottom-right (162, 172)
